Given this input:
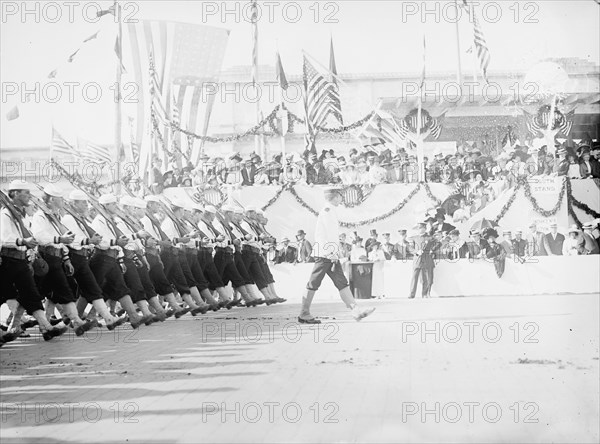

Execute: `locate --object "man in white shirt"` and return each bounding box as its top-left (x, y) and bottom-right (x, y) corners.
top-left (62, 190), bottom-right (123, 330)
top-left (300, 188), bottom-right (375, 323)
top-left (141, 196), bottom-right (193, 318)
top-left (91, 194), bottom-right (147, 329)
top-left (0, 181), bottom-right (68, 343)
top-left (160, 199), bottom-right (212, 315)
top-left (31, 184), bottom-right (92, 336)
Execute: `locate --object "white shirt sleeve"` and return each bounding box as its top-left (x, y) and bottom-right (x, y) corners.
top-left (31, 211), bottom-right (62, 246)
top-left (61, 214), bottom-right (90, 249)
top-left (313, 205), bottom-right (340, 260)
top-left (91, 215), bottom-right (117, 250)
top-left (0, 208), bottom-right (25, 250)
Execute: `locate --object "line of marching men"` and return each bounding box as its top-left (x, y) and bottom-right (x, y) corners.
top-left (0, 180), bottom-right (286, 346)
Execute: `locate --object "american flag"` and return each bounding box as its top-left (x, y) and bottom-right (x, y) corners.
top-left (123, 20), bottom-right (229, 179)
top-left (51, 128), bottom-right (78, 159)
top-left (461, 0), bottom-right (491, 83)
top-left (302, 56), bottom-right (341, 152)
top-left (526, 108), bottom-right (574, 137)
top-left (77, 138), bottom-right (113, 165)
top-left (402, 109), bottom-right (443, 140)
top-left (358, 109), bottom-right (406, 147)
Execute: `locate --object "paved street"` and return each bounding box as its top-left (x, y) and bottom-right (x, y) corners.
top-left (1, 294), bottom-right (599, 443)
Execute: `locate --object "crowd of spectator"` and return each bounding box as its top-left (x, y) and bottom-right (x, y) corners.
top-left (267, 217), bottom-right (600, 265)
top-left (148, 139), bottom-right (600, 194)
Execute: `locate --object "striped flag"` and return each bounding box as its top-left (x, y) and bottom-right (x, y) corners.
top-left (96, 4), bottom-right (115, 17)
top-left (303, 56), bottom-right (341, 131)
top-left (51, 128), bottom-right (78, 159)
top-left (358, 109), bottom-right (407, 147)
top-left (461, 0), bottom-right (491, 83)
top-left (77, 138), bottom-right (113, 165)
top-left (123, 20), bottom-right (229, 180)
top-left (329, 37), bottom-right (343, 124)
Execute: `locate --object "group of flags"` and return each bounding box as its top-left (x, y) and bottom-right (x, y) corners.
top-left (51, 128), bottom-right (112, 165)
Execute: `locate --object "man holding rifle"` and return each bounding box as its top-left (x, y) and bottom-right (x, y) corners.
top-left (0, 180), bottom-right (67, 343)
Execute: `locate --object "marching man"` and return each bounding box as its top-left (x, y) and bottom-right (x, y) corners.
top-left (299, 187), bottom-right (375, 324)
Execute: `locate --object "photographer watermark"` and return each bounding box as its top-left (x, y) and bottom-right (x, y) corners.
top-left (401, 321), bottom-right (539, 344)
top-left (1, 402), bottom-right (139, 424)
top-left (400, 1), bottom-right (539, 24)
top-left (201, 401), bottom-right (339, 423)
top-left (401, 401), bottom-right (539, 423)
top-left (2, 81), bottom-right (139, 105)
top-left (199, 1), bottom-right (339, 24)
top-left (201, 320), bottom-right (339, 344)
top-left (1, 1), bottom-right (139, 24)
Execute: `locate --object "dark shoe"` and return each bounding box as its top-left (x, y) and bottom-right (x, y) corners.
top-left (155, 313), bottom-right (168, 322)
top-left (275, 298), bottom-right (287, 303)
top-left (226, 300), bottom-right (241, 309)
top-left (116, 309), bottom-right (126, 317)
top-left (218, 301), bottom-right (229, 309)
top-left (1, 331), bottom-right (20, 343)
top-left (0, 324), bottom-right (7, 332)
top-left (165, 308), bottom-right (175, 318)
top-left (43, 326), bottom-right (67, 341)
top-left (174, 307), bottom-right (191, 319)
top-left (143, 314), bottom-right (156, 326)
top-left (265, 299), bottom-right (278, 306)
top-left (21, 319), bottom-right (39, 329)
top-left (74, 324), bottom-right (87, 337)
top-left (254, 299), bottom-right (266, 305)
top-left (129, 317), bottom-right (144, 329)
top-left (106, 318), bottom-right (124, 331)
top-left (298, 317), bottom-right (321, 324)
top-left (209, 304), bottom-right (220, 312)
top-left (191, 306), bottom-right (208, 316)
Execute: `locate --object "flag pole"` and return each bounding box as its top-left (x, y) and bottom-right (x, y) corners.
top-left (250, 0), bottom-right (262, 161)
top-left (276, 46), bottom-right (287, 169)
top-left (454, 0), bottom-right (463, 85)
top-left (114, 0), bottom-right (122, 195)
top-left (417, 33), bottom-right (426, 182)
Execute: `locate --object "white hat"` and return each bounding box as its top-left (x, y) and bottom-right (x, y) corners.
top-left (191, 202), bottom-right (204, 212)
top-left (170, 198), bottom-right (186, 209)
top-left (144, 195), bottom-right (161, 203)
top-left (68, 190), bottom-right (88, 201)
top-left (221, 205), bottom-right (235, 213)
top-left (98, 194), bottom-right (117, 205)
top-left (256, 209), bottom-right (265, 216)
top-left (245, 205), bottom-right (257, 212)
top-left (131, 198), bottom-right (147, 209)
top-left (204, 205), bottom-right (217, 214)
top-left (120, 195), bottom-right (135, 207)
top-left (568, 225), bottom-right (581, 234)
top-left (233, 207), bottom-right (244, 214)
top-left (8, 180), bottom-right (32, 191)
top-left (42, 184), bottom-right (63, 198)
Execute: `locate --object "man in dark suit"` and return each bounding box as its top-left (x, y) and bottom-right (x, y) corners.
top-left (408, 226), bottom-right (438, 298)
top-left (394, 229), bottom-right (412, 260)
top-left (241, 160), bottom-right (256, 186)
top-left (307, 161), bottom-right (332, 185)
top-left (364, 229), bottom-right (379, 253)
top-left (275, 238), bottom-right (297, 264)
top-left (512, 229), bottom-right (528, 258)
top-left (590, 144), bottom-right (600, 178)
top-left (545, 223), bottom-right (565, 256)
top-left (381, 233), bottom-right (396, 260)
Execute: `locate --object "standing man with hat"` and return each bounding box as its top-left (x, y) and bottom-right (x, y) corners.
top-left (526, 223), bottom-right (549, 256)
top-left (408, 223), bottom-right (438, 299)
top-left (545, 223), bottom-right (565, 256)
top-left (296, 229), bottom-right (312, 263)
top-left (0, 181), bottom-right (68, 342)
top-left (299, 187), bottom-right (375, 323)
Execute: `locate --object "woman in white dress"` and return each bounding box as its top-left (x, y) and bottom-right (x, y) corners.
top-left (368, 242), bottom-right (386, 298)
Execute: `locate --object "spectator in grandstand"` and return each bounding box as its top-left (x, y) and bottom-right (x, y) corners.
top-left (395, 229), bottom-right (412, 261)
top-left (381, 232), bottom-right (396, 260)
top-left (339, 233), bottom-right (352, 261)
top-left (563, 226), bottom-right (585, 255)
top-left (350, 235), bottom-right (368, 262)
top-left (590, 144), bottom-right (600, 178)
top-left (527, 223), bottom-right (549, 256)
top-left (545, 223), bottom-right (565, 256)
top-left (555, 147), bottom-right (570, 176)
top-left (579, 149), bottom-right (594, 179)
top-left (500, 229), bottom-right (514, 257)
top-left (452, 198), bottom-right (471, 224)
top-left (512, 229), bottom-right (528, 258)
top-left (253, 166), bottom-right (270, 185)
top-left (241, 159), bottom-right (256, 186)
top-left (567, 153), bottom-right (582, 179)
top-left (386, 156), bottom-right (404, 183)
top-left (296, 229), bottom-right (313, 263)
top-left (581, 222), bottom-right (600, 254)
top-left (275, 237), bottom-right (297, 264)
top-left (307, 161), bottom-right (333, 185)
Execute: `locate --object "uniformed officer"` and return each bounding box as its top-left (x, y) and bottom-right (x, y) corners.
top-left (61, 190), bottom-right (124, 330)
top-left (408, 224), bottom-right (438, 299)
top-left (0, 180), bottom-right (67, 342)
top-left (300, 187), bottom-right (375, 323)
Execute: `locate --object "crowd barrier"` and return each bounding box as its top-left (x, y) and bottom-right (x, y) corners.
top-left (267, 256), bottom-right (600, 302)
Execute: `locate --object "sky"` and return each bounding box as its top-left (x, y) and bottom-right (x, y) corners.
top-left (1, 0), bottom-right (599, 148)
